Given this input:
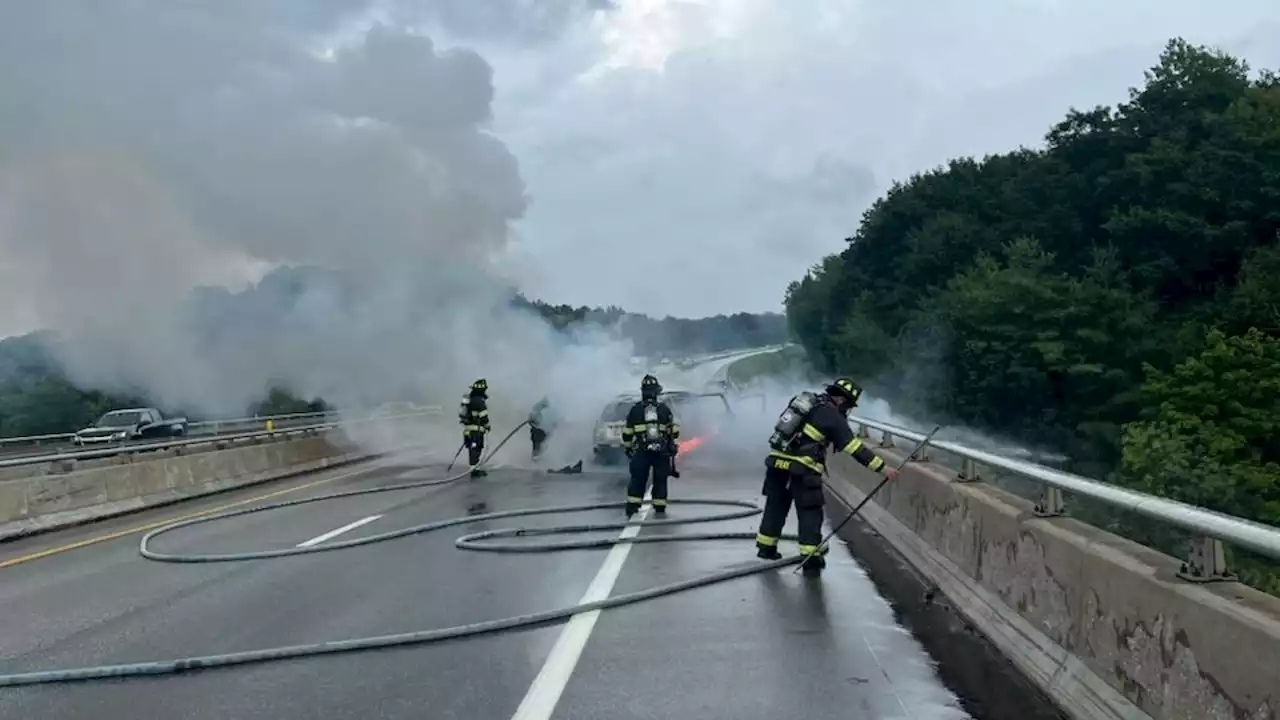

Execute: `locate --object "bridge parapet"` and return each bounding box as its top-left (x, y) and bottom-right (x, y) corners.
top-left (830, 423), bottom-right (1280, 720)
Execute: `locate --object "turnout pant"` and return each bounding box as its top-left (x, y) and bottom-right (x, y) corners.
top-left (530, 426), bottom-right (548, 459)
top-left (625, 450), bottom-right (671, 515)
top-left (465, 431), bottom-right (486, 473)
top-left (755, 465), bottom-right (827, 566)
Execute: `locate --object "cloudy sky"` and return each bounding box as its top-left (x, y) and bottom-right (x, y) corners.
top-left (2, 0), bottom-right (1279, 336)
top-left (470, 0), bottom-right (1280, 316)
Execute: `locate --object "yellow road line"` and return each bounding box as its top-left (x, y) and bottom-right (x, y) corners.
top-left (0, 463), bottom-right (380, 571)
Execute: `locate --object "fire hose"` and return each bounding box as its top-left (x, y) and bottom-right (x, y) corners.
top-left (0, 421), bottom-right (921, 688)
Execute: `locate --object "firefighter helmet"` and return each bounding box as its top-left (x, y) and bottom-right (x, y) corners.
top-left (470, 378), bottom-right (488, 393)
top-left (826, 377), bottom-right (863, 406)
top-left (640, 373), bottom-right (662, 399)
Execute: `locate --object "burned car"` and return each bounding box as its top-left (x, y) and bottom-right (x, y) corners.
top-left (591, 388), bottom-right (731, 466)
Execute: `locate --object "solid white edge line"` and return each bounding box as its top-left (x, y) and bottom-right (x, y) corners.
top-left (510, 489), bottom-right (653, 720)
top-left (296, 514), bottom-right (383, 548)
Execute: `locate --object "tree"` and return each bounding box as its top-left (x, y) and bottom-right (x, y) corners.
top-left (928, 239), bottom-right (1163, 459)
top-left (250, 387), bottom-right (330, 417)
top-left (1115, 329), bottom-right (1280, 592)
top-left (783, 37), bottom-right (1280, 474)
top-left (0, 375), bottom-right (141, 437)
top-left (1117, 329), bottom-right (1280, 524)
top-left (1223, 242), bottom-right (1280, 336)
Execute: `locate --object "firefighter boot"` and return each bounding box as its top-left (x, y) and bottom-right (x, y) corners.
top-left (800, 552), bottom-right (827, 577)
top-left (755, 531), bottom-right (783, 560)
top-left (756, 544), bottom-right (782, 561)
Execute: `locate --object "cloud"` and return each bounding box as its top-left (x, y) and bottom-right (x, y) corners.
top-left (389, 0), bottom-right (616, 45)
top-left (2, 0), bottom-right (1279, 424)
top-left (0, 2), bottom-right (635, 425)
top-left (486, 0), bottom-right (1280, 317)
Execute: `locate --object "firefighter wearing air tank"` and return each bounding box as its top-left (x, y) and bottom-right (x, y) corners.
top-left (621, 374), bottom-right (680, 518)
top-left (458, 379), bottom-right (491, 478)
top-left (755, 378), bottom-right (899, 576)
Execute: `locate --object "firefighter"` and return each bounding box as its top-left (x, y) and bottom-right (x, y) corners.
top-left (621, 374), bottom-right (680, 518)
top-left (458, 378), bottom-right (490, 478)
top-left (528, 396), bottom-right (558, 461)
top-left (755, 377), bottom-right (899, 576)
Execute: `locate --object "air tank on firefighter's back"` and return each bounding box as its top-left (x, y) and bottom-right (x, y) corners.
top-left (768, 391), bottom-right (816, 451)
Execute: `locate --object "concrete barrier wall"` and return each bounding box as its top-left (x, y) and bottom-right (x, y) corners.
top-left (830, 451), bottom-right (1280, 720)
top-left (0, 432), bottom-right (322, 484)
top-left (0, 431), bottom-right (373, 541)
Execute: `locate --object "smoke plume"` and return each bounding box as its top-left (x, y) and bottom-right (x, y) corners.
top-left (0, 2), bottom-right (635, 434)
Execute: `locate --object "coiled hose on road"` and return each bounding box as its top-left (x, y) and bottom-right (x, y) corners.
top-left (0, 422), bottom-right (805, 688)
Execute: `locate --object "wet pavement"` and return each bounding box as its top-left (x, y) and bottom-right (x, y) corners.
top-left (0, 449), bottom-right (1050, 719)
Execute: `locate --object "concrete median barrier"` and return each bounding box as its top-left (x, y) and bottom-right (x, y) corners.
top-left (0, 431), bottom-right (393, 542)
top-left (828, 452), bottom-right (1280, 720)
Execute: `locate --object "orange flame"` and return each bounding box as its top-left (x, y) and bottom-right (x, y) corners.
top-left (678, 436), bottom-right (704, 454)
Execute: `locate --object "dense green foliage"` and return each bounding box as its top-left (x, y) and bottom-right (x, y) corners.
top-left (248, 388), bottom-right (331, 417)
top-left (0, 331), bottom-right (326, 436)
top-left (0, 335), bottom-right (145, 436)
top-left (784, 39), bottom-right (1280, 570)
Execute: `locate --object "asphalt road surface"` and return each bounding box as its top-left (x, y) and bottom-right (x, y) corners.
top-left (0, 448), bottom-right (979, 720)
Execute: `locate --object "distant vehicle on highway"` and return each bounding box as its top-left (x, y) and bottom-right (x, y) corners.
top-left (591, 388), bottom-right (731, 466)
top-left (72, 408), bottom-right (188, 447)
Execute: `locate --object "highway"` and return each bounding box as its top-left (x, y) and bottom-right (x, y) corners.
top-left (0, 446), bottom-right (993, 720)
top-left (0, 414), bottom-right (332, 463)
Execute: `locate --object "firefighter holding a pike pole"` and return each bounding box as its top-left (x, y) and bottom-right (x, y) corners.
top-left (755, 377), bottom-right (899, 577)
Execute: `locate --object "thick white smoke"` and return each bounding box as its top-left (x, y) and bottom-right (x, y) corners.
top-left (0, 2), bottom-right (637, 437)
top-left (694, 358), bottom-right (1068, 473)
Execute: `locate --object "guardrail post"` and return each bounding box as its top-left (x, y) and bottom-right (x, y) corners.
top-left (956, 457), bottom-right (980, 483)
top-left (1178, 536), bottom-right (1236, 583)
top-left (878, 430), bottom-right (895, 448)
top-left (1033, 485), bottom-right (1065, 517)
top-left (856, 423), bottom-right (870, 439)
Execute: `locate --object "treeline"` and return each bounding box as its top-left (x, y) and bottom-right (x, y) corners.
top-left (515, 296), bottom-right (788, 356)
top-left (0, 288), bottom-right (784, 438)
top-left (0, 333), bottom-right (329, 437)
top-left (785, 39), bottom-right (1280, 587)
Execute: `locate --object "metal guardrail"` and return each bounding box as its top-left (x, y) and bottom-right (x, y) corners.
top-left (0, 409), bottom-right (442, 471)
top-left (0, 410), bottom-right (344, 448)
top-left (849, 414), bottom-right (1280, 582)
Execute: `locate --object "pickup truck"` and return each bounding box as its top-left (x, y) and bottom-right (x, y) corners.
top-left (72, 408), bottom-right (189, 447)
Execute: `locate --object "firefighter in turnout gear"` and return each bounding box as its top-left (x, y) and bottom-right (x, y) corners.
top-left (755, 378), bottom-right (899, 576)
top-left (458, 379), bottom-right (491, 478)
top-left (528, 396), bottom-right (559, 461)
top-left (621, 374), bottom-right (680, 518)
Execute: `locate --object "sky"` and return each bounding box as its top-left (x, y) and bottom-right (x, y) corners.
top-left (472, 0), bottom-right (1280, 316)
top-left (1, 1), bottom-right (1278, 330)
top-left (0, 1), bottom-right (1278, 416)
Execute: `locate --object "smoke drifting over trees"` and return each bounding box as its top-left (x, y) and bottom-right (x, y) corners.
top-left (0, 2), bottom-right (639, 424)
